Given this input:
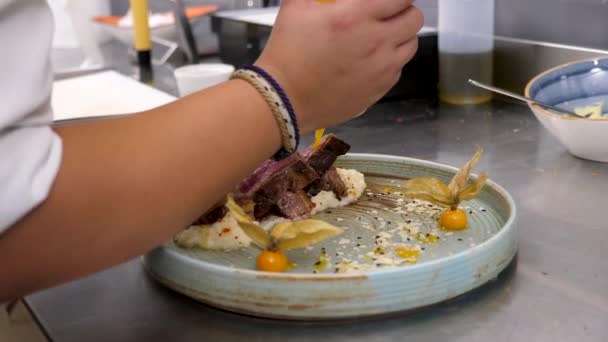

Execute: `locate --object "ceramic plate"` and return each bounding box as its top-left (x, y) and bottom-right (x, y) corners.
top-left (144, 154), bottom-right (517, 320)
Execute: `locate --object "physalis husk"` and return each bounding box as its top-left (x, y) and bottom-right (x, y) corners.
top-left (403, 148), bottom-right (488, 230)
top-left (225, 194), bottom-right (344, 272)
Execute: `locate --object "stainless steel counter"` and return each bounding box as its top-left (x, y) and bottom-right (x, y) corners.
top-left (25, 96), bottom-right (607, 341)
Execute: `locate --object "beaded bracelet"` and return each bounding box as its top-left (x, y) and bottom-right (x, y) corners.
top-left (230, 66), bottom-right (300, 160)
top-left (243, 65), bottom-right (300, 150)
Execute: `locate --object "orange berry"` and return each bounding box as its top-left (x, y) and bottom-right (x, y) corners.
top-left (440, 209), bottom-right (468, 231)
top-left (256, 250), bottom-right (289, 272)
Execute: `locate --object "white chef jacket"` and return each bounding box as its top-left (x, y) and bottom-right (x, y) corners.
top-left (0, 0), bottom-right (62, 233)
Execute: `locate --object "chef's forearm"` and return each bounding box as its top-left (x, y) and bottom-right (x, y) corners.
top-left (0, 80), bottom-right (281, 300)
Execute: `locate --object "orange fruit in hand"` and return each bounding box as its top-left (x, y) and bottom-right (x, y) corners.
top-left (440, 209), bottom-right (468, 231)
top-left (256, 250), bottom-right (289, 272)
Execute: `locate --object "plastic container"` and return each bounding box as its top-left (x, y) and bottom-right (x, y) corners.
top-left (174, 63), bottom-right (235, 97)
top-left (438, 0), bottom-right (495, 104)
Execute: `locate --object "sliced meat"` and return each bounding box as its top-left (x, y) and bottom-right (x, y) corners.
top-left (236, 154), bottom-right (319, 220)
top-left (198, 135), bottom-right (351, 224)
top-left (275, 190), bottom-right (315, 219)
top-left (252, 194), bottom-right (274, 220)
top-left (253, 155), bottom-right (318, 201)
top-left (307, 167), bottom-right (348, 199)
top-left (301, 134), bottom-right (351, 175)
top-left (254, 157), bottom-right (319, 204)
top-left (235, 154), bottom-right (317, 199)
top-left (235, 155), bottom-right (301, 199)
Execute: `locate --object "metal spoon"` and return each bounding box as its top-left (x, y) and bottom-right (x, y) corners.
top-left (467, 79), bottom-right (586, 118)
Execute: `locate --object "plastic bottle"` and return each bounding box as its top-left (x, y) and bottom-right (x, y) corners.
top-left (438, 0), bottom-right (495, 104)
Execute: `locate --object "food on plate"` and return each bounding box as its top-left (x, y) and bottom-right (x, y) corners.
top-left (174, 134), bottom-right (365, 251)
top-left (574, 102), bottom-right (606, 119)
top-left (226, 194), bottom-right (343, 272)
top-left (403, 148), bottom-right (488, 231)
top-left (173, 140), bottom-right (494, 274)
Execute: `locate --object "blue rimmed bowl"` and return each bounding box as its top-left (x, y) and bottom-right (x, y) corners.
top-left (525, 57), bottom-right (608, 162)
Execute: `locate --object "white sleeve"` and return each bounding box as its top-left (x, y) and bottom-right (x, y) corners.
top-left (0, 0), bottom-right (63, 232)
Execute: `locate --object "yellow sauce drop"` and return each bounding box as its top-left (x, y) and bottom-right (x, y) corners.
top-left (395, 246), bottom-right (420, 264)
top-left (313, 128), bottom-right (326, 150)
top-left (314, 248), bottom-right (328, 272)
top-left (383, 187), bottom-right (393, 194)
top-left (314, 256), bottom-right (328, 272)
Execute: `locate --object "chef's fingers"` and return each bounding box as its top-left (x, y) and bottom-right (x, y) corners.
top-left (395, 36), bottom-right (419, 67)
top-left (367, 0), bottom-right (415, 20)
top-left (384, 5), bottom-right (424, 46)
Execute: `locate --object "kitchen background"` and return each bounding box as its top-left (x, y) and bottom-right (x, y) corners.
top-left (107, 0), bottom-right (608, 50)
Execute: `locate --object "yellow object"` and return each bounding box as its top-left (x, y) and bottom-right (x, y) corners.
top-left (313, 128), bottom-right (326, 149)
top-left (395, 246), bottom-right (420, 264)
top-left (314, 252), bottom-right (329, 272)
top-left (130, 0), bottom-right (151, 51)
top-left (256, 250), bottom-right (289, 272)
top-left (439, 209), bottom-right (468, 231)
top-left (574, 102), bottom-right (604, 119)
top-left (226, 193), bottom-right (344, 251)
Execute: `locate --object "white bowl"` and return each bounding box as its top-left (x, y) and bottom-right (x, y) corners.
top-left (174, 63), bottom-right (234, 97)
top-left (525, 58), bottom-right (608, 162)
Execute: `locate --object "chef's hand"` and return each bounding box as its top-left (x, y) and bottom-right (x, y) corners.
top-left (256, 0), bottom-right (423, 134)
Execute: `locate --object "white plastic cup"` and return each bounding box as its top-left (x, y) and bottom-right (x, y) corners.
top-left (174, 63), bottom-right (235, 97)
